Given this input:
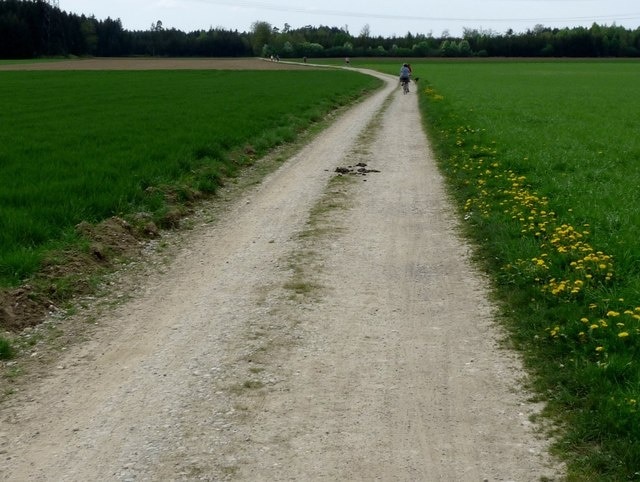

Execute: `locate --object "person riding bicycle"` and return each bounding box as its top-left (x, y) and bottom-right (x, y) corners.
top-left (399, 63), bottom-right (411, 91)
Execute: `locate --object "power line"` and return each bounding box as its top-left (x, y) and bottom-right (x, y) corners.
top-left (199, 0), bottom-right (640, 24)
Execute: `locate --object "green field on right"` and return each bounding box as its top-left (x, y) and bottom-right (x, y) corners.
top-left (414, 60), bottom-right (640, 480)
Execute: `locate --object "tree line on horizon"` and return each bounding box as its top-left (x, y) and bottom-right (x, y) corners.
top-left (1, 0), bottom-right (640, 59)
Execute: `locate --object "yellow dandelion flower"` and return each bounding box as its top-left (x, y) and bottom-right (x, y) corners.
top-left (595, 346), bottom-right (605, 352)
top-left (618, 332), bottom-right (630, 338)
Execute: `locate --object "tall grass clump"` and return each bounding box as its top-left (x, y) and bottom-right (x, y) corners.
top-left (0, 69), bottom-right (380, 287)
top-left (0, 336), bottom-right (14, 360)
top-left (417, 60), bottom-right (640, 480)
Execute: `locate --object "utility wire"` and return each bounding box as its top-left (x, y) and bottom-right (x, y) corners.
top-left (197, 0), bottom-right (640, 24)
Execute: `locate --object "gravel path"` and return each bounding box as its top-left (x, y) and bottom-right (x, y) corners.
top-left (0, 67), bottom-right (562, 481)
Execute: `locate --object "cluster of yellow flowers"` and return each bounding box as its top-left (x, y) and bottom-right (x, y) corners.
top-left (576, 306), bottom-right (640, 353)
top-left (424, 87), bottom-right (444, 101)
top-left (482, 160), bottom-right (614, 300)
top-left (502, 172), bottom-right (549, 215)
top-left (626, 398), bottom-right (638, 414)
top-left (460, 149), bottom-right (613, 299)
top-left (544, 278), bottom-right (585, 296)
top-left (546, 306), bottom-right (640, 352)
top-left (446, 122), bottom-right (638, 357)
top-left (540, 225), bottom-right (615, 298)
top-left (457, 145), bottom-right (499, 217)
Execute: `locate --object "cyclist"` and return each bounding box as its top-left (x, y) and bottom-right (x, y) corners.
top-left (399, 63), bottom-right (411, 92)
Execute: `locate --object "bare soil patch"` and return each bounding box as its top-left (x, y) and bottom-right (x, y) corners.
top-left (0, 57), bottom-right (316, 71)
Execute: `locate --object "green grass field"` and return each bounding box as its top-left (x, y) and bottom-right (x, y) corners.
top-left (405, 60), bottom-right (640, 480)
top-left (0, 69), bottom-right (380, 288)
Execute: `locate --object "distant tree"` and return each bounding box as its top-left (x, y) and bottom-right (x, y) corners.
top-left (281, 40), bottom-right (294, 57)
top-left (411, 41), bottom-right (427, 56)
top-left (299, 41), bottom-right (324, 57)
top-left (79, 15), bottom-right (98, 54)
top-left (151, 19), bottom-right (163, 55)
top-left (251, 20), bottom-right (271, 55)
top-left (373, 45), bottom-right (386, 56)
top-left (0, 10), bottom-right (32, 57)
top-left (95, 17), bottom-right (127, 56)
top-left (459, 39), bottom-right (472, 57)
top-left (441, 40), bottom-right (461, 57)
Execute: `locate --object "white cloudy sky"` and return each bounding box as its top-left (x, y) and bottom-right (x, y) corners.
top-left (57, 0), bottom-right (640, 37)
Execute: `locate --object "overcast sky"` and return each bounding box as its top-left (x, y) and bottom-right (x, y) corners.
top-left (57, 0), bottom-right (640, 37)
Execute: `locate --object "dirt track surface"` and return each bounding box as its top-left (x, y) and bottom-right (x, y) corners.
top-left (0, 57), bottom-right (312, 70)
top-left (0, 66), bottom-right (562, 480)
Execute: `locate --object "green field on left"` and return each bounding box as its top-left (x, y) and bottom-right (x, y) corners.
top-left (0, 69), bottom-right (381, 289)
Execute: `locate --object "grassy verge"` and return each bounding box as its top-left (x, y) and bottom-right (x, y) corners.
top-left (0, 68), bottom-right (381, 352)
top-left (409, 60), bottom-right (640, 480)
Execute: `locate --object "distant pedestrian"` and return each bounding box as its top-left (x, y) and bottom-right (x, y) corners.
top-left (345, 57), bottom-right (350, 65)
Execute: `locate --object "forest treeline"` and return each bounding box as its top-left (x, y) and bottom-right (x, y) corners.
top-left (1, 0), bottom-right (640, 59)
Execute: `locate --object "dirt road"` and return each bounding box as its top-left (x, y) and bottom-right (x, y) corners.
top-left (0, 68), bottom-right (561, 481)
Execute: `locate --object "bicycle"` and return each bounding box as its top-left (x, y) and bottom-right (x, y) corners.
top-left (400, 78), bottom-right (410, 94)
